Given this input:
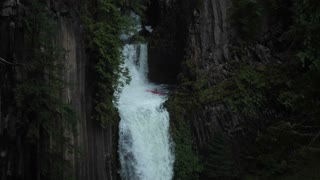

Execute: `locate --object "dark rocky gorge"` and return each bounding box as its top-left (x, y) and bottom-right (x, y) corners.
top-left (1, 0), bottom-right (320, 180)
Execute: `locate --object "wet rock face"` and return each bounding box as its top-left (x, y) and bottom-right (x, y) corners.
top-left (148, 0), bottom-right (195, 84)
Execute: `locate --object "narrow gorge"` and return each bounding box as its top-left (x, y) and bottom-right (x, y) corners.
top-left (116, 16), bottom-right (174, 179)
top-left (1, 0), bottom-right (320, 180)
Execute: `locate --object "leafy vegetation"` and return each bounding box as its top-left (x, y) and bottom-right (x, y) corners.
top-left (166, 91), bottom-right (203, 180)
top-left (81, 0), bottom-right (135, 127)
top-left (164, 59), bottom-right (204, 179)
top-left (217, 0), bottom-right (320, 178)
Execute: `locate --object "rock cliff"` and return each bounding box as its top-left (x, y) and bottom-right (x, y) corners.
top-left (150, 0), bottom-right (285, 178)
top-left (0, 1), bottom-right (118, 179)
top-left (151, 0), bottom-right (236, 152)
top-left (1, 0), bottom-right (319, 179)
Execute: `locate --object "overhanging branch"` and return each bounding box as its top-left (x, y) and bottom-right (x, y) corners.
top-left (0, 57), bottom-right (14, 65)
top-left (0, 57), bottom-right (25, 66)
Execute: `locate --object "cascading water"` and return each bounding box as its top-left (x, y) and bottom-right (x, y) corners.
top-left (115, 18), bottom-right (174, 180)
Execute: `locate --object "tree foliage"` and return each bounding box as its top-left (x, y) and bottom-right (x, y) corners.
top-left (166, 92), bottom-right (203, 180)
top-left (166, 59), bottom-right (206, 179)
top-left (220, 0), bottom-right (320, 178)
top-left (82, 0), bottom-right (136, 127)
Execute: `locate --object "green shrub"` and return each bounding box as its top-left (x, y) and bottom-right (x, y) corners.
top-left (166, 93), bottom-right (203, 180)
top-left (82, 0), bottom-right (135, 127)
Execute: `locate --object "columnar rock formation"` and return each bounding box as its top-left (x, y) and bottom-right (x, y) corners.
top-left (150, 0), bottom-right (277, 173)
top-left (2, 0), bottom-right (315, 179)
top-left (0, 1), bottom-right (117, 179)
top-left (149, 0), bottom-right (235, 150)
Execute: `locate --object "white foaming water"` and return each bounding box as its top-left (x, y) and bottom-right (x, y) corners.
top-left (115, 42), bottom-right (174, 179)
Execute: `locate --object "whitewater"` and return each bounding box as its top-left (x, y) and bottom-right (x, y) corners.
top-left (115, 30), bottom-right (174, 179)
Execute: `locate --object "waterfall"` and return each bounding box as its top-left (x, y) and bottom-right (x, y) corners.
top-left (115, 21), bottom-right (174, 180)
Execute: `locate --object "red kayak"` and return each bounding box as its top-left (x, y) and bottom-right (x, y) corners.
top-left (146, 90), bottom-right (166, 95)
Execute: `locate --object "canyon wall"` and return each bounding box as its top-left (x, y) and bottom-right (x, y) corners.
top-left (0, 1), bottom-right (118, 179)
top-left (1, 0), bottom-right (317, 179)
top-left (151, 0), bottom-right (237, 152)
top-left (150, 0), bottom-right (282, 178)
top-left (151, 0), bottom-right (320, 179)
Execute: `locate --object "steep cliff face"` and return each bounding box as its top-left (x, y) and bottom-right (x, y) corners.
top-left (177, 0), bottom-right (273, 150)
top-left (153, 0), bottom-right (320, 179)
top-left (0, 1), bottom-right (118, 179)
top-left (150, 0), bottom-right (235, 139)
top-left (148, 0), bottom-right (195, 84)
top-left (56, 11), bottom-right (118, 180)
top-left (151, 0), bottom-right (234, 152)
top-left (184, 0), bottom-right (234, 148)
top-left (150, 0), bottom-right (285, 178)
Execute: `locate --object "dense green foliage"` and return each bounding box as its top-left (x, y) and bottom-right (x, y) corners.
top-left (167, 96), bottom-right (203, 180)
top-left (166, 60), bottom-right (207, 180)
top-left (82, 0), bottom-right (147, 127)
top-left (15, 0), bottom-right (76, 179)
top-left (218, 0), bottom-right (320, 178)
top-left (212, 64), bottom-right (285, 118)
top-left (82, 0), bottom-right (130, 127)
